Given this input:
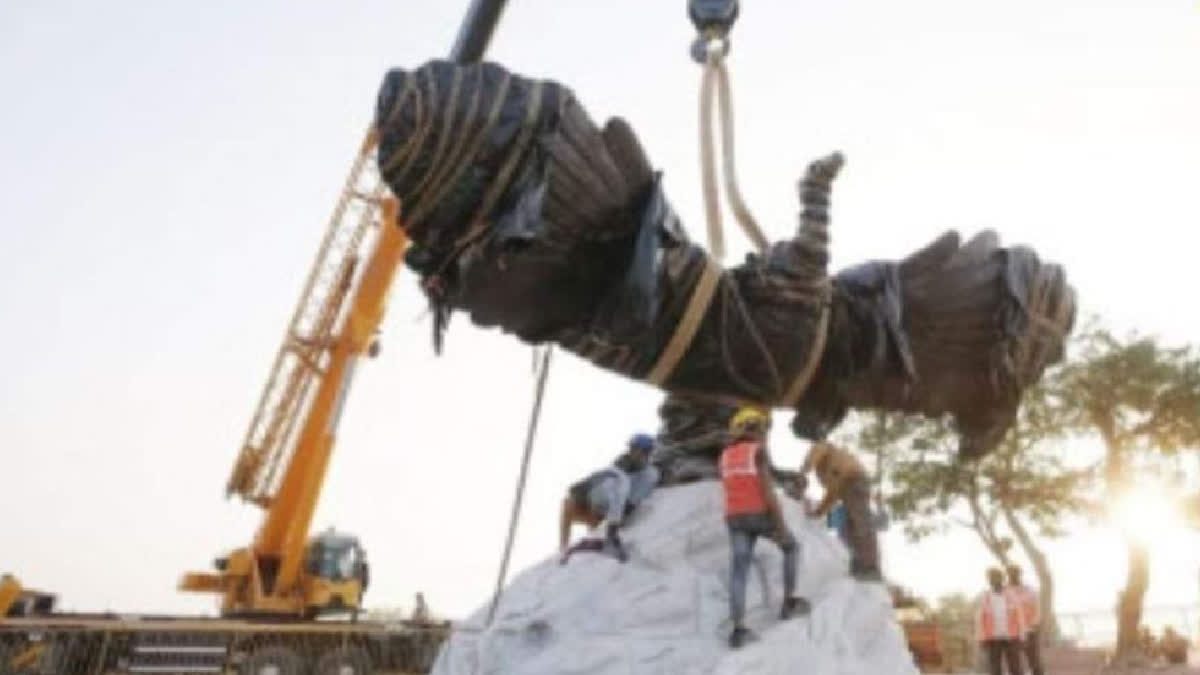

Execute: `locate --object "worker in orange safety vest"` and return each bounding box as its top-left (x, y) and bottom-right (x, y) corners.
top-left (976, 567), bottom-right (1027, 675)
top-left (1006, 564), bottom-right (1044, 675)
top-left (719, 407), bottom-right (809, 649)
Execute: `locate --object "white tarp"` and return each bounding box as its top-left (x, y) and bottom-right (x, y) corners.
top-left (433, 482), bottom-right (920, 675)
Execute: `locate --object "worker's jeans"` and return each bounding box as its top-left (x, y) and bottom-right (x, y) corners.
top-left (726, 513), bottom-right (797, 627)
top-left (587, 472), bottom-right (631, 524)
top-left (984, 639), bottom-right (1024, 675)
top-left (1022, 627), bottom-right (1044, 675)
top-left (843, 476), bottom-right (880, 577)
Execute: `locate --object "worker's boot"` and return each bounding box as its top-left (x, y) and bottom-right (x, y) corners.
top-left (560, 539), bottom-right (605, 565)
top-left (779, 596), bottom-right (811, 620)
top-left (729, 625), bottom-right (756, 649)
top-left (605, 523), bottom-right (629, 563)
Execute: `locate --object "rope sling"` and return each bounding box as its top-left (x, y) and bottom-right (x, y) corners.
top-left (697, 35), bottom-right (768, 260)
top-left (645, 7), bottom-right (831, 407)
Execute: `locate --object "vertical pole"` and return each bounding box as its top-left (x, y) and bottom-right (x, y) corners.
top-left (91, 631), bottom-right (112, 675)
top-left (487, 348), bottom-right (553, 625)
top-left (449, 0), bottom-right (518, 630)
top-left (450, 0), bottom-right (510, 64)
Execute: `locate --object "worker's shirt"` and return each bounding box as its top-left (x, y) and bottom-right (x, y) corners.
top-left (584, 467), bottom-right (631, 504)
top-left (626, 464), bottom-right (660, 508)
top-left (805, 445), bottom-right (866, 493)
top-left (1008, 584), bottom-right (1040, 630)
top-left (801, 443), bottom-right (867, 516)
top-left (720, 441), bottom-right (768, 517)
top-left (975, 589), bottom-right (1026, 641)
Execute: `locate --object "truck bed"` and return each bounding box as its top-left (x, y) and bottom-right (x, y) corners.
top-left (1, 613), bottom-right (449, 674)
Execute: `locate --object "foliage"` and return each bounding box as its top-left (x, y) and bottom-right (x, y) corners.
top-left (843, 319), bottom-right (1200, 659)
top-left (1048, 321), bottom-right (1200, 659)
top-left (843, 369), bottom-right (1099, 647)
top-left (929, 593), bottom-right (979, 671)
top-left (1052, 321), bottom-right (1200, 481)
top-left (842, 381), bottom-right (1097, 560)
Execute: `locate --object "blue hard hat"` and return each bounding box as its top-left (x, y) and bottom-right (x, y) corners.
top-left (628, 433), bottom-right (656, 453)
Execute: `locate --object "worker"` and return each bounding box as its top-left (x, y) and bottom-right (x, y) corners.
top-left (976, 567), bottom-right (1026, 675)
top-left (558, 433), bottom-right (660, 563)
top-left (1006, 565), bottom-right (1043, 675)
top-left (1160, 626), bottom-right (1190, 665)
top-left (411, 592), bottom-right (431, 622)
top-left (820, 494), bottom-right (890, 552)
top-left (793, 440), bottom-right (882, 581)
top-left (720, 407), bottom-right (808, 649)
top-left (1138, 625), bottom-right (1158, 659)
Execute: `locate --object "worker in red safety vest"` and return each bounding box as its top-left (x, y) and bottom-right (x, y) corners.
top-left (1006, 564), bottom-right (1044, 675)
top-left (719, 407), bottom-right (809, 649)
top-left (976, 567), bottom-right (1027, 675)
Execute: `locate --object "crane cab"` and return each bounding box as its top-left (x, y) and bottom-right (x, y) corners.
top-left (301, 529), bottom-right (369, 617)
top-left (183, 529), bottom-right (369, 619)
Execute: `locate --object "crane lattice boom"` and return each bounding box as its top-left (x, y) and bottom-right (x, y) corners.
top-left (226, 132), bottom-right (386, 507)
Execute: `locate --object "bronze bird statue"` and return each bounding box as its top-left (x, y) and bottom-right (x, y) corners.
top-left (374, 60), bottom-right (1076, 480)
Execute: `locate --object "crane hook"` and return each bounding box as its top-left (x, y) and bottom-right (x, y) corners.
top-left (688, 0), bottom-right (739, 63)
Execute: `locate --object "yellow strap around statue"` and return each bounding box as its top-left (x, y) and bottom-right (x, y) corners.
top-left (779, 302), bottom-right (830, 408)
top-left (645, 257), bottom-right (723, 386)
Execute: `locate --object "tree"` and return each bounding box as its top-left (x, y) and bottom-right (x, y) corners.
top-left (984, 383), bottom-right (1099, 643)
top-left (929, 592), bottom-right (979, 671)
top-left (1051, 324), bottom-right (1200, 663)
top-left (846, 381), bottom-right (1097, 643)
top-left (859, 413), bottom-right (1017, 564)
top-left (1186, 492), bottom-right (1200, 530)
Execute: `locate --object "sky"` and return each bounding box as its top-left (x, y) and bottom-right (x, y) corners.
top-left (1, 0), bottom-right (1198, 631)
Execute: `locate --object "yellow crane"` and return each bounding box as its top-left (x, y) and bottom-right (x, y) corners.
top-left (177, 0), bottom-right (512, 622)
top-left (179, 130), bottom-right (409, 618)
top-left (0, 576), bottom-right (24, 618)
top-left (4, 5), bottom-right (510, 672)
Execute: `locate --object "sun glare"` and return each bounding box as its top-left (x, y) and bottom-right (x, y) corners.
top-left (1111, 486), bottom-right (1184, 545)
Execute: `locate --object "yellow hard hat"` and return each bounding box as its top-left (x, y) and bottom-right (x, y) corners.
top-left (729, 407), bottom-right (768, 433)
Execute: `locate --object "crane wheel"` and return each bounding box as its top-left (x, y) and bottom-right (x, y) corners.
top-left (414, 636), bottom-right (443, 672)
top-left (241, 646), bottom-right (304, 675)
top-left (315, 646), bottom-right (372, 675)
top-left (0, 640), bottom-right (41, 675)
top-left (0, 643), bottom-right (21, 675)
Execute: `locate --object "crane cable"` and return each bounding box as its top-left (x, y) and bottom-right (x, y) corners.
top-left (486, 346), bottom-right (553, 626)
top-left (696, 32), bottom-right (769, 260)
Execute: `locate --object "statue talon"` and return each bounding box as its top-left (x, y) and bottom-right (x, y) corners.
top-left (803, 152), bottom-right (844, 186)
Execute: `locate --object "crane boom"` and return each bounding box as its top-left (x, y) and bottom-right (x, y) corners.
top-left (184, 0), bottom-right (511, 618)
top-left (226, 0), bottom-right (510, 507)
top-left (257, 186), bottom-right (407, 592)
top-left (181, 132), bottom-right (407, 614)
top-left (226, 132), bottom-right (385, 506)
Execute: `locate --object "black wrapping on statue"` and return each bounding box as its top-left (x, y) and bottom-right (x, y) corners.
top-left (373, 59), bottom-right (1076, 470)
top-left (373, 59), bottom-right (830, 397)
top-left (591, 175), bottom-right (669, 342)
top-left (834, 260), bottom-right (916, 379)
top-left (375, 60), bottom-right (660, 345)
top-left (785, 230), bottom-right (1077, 460)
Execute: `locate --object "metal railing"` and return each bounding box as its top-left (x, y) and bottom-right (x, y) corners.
top-left (1054, 603), bottom-right (1199, 648)
top-left (0, 618), bottom-right (447, 675)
